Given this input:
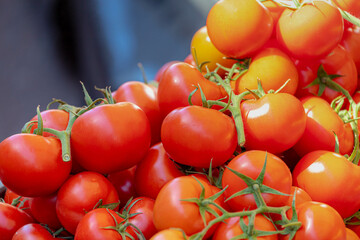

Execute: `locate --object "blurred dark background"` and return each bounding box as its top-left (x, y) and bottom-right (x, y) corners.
top-left (0, 0), bottom-right (216, 141)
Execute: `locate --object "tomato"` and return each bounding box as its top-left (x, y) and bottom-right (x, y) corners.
top-left (154, 61), bottom-right (179, 83)
top-left (348, 225), bottom-right (360, 238)
top-left (346, 228), bottom-right (360, 240)
top-left (134, 143), bottom-right (184, 199)
top-left (295, 45), bottom-right (357, 103)
top-left (263, 1), bottom-right (288, 26)
top-left (150, 229), bottom-right (188, 240)
top-left (277, 1), bottom-right (344, 59)
top-left (282, 201), bottom-right (346, 240)
top-left (184, 54), bottom-right (196, 66)
top-left (212, 215), bottom-right (278, 240)
top-left (71, 102), bottom-right (151, 174)
top-left (190, 26), bottom-right (236, 75)
top-left (341, 26), bottom-right (360, 76)
top-left (112, 81), bottom-right (163, 145)
top-left (0, 134), bottom-right (71, 197)
top-left (222, 150), bottom-right (292, 211)
top-left (153, 175), bottom-right (222, 236)
top-left (56, 171), bottom-right (119, 234)
top-left (29, 109), bottom-right (69, 137)
top-left (157, 62), bottom-right (226, 118)
top-left (4, 188), bottom-right (32, 217)
top-left (206, 0), bottom-right (273, 58)
top-left (107, 166), bottom-right (137, 209)
top-left (74, 208), bottom-right (126, 240)
top-left (293, 96), bottom-right (351, 157)
top-left (293, 151), bottom-right (360, 218)
top-left (120, 197), bottom-right (157, 239)
top-left (29, 192), bottom-right (62, 230)
top-left (12, 223), bottom-right (55, 240)
top-left (0, 202), bottom-right (34, 240)
top-left (241, 92), bottom-right (306, 154)
top-left (332, 0), bottom-right (360, 26)
top-left (161, 106), bottom-right (237, 168)
top-left (231, 47), bottom-right (298, 97)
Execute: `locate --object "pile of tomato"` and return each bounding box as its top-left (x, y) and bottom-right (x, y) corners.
top-left (2, 0), bottom-right (360, 239)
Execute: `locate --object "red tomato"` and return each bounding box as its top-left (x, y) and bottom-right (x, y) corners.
top-left (150, 229), bottom-right (188, 240)
top-left (241, 92), bottom-right (306, 154)
top-left (154, 61), bottom-right (179, 83)
top-left (293, 96), bottom-right (351, 156)
top-left (157, 62), bottom-right (226, 118)
top-left (56, 171), bottom-right (119, 234)
top-left (0, 202), bottom-right (34, 240)
top-left (206, 0), bottom-right (273, 58)
top-left (71, 102), bottom-right (151, 174)
top-left (153, 175), bottom-right (222, 236)
top-left (29, 109), bottom-right (69, 137)
top-left (74, 208), bottom-right (126, 240)
top-left (282, 201), bottom-right (346, 240)
top-left (277, 1), bottom-right (344, 59)
top-left (29, 192), bottom-right (62, 230)
top-left (341, 26), bottom-right (360, 76)
top-left (184, 54), bottom-right (196, 66)
top-left (0, 134), bottom-right (71, 197)
top-left (231, 47), bottom-right (299, 97)
top-left (12, 223), bottom-right (55, 240)
top-left (107, 166), bottom-right (137, 209)
top-left (293, 151), bottom-right (360, 218)
top-left (295, 45), bottom-right (357, 103)
top-left (332, 0), bottom-right (360, 26)
top-left (222, 150), bottom-right (292, 211)
top-left (120, 197), bottom-right (157, 239)
top-left (190, 26), bottom-right (236, 76)
top-left (161, 106), bottom-right (237, 168)
top-left (346, 228), bottom-right (360, 240)
top-left (212, 215), bottom-right (278, 240)
top-left (134, 143), bottom-right (184, 199)
top-left (4, 188), bottom-right (32, 217)
top-left (348, 225), bottom-right (360, 238)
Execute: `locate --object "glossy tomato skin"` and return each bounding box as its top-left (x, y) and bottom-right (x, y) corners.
top-left (293, 151), bottom-right (360, 218)
top-left (0, 134), bottom-right (71, 197)
top-left (112, 81), bottom-right (163, 145)
top-left (29, 109), bottom-right (69, 137)
top-left (29, 192), bottom-right (62, 230)
top-left (121, 197), bottom-right (157, 239)
top-left (293, 97), bottom-right (350, 157)
top-left (241, 93), bottom-right (306, 154)
top-left (332, 0), bottom-right (360, 26)
top-left (0, 202), bottom-right (34, 240)
top-left (157, 62), bottom-right (226, 118)
top-left (56, 171), bottom-right (119, 235)
top-left (341, 26), bottom-right (360, 76)
top-left (161, 106), bottom-right (237, 168)
top-left (154, 61), bottom-right (179, 83)
top-left (222, 150), bottom-right (292, 211)
top-left (71, 102), bottom-right (151, 174)
top-left (277, 1), bottom-right (344, 59)
top-left (346, 228), bottom-right (360, 240)
top-left (12, 223), bottom-right (55, 240)
top-left (74, 208), bottom-right (125, 240)
top-left (206, 0), bottom-right (273, 58)
top-left (212, 215), bottom-right (278, 240)
top-left (150, 229), bottom-right (188, 240)
top-left (282, 201), bottom-right (346, 240)
top-left (107, 166), bottom-right (137, 209)
top-left (153, 175), bottom-right (222, 236)
top-left (134, 143), bottom-right (184, 199)
top-left (4, 188), bottom-right (32, 217)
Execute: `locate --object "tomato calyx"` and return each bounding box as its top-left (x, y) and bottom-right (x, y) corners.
top-left (345, 211), bottom-right (360, 226)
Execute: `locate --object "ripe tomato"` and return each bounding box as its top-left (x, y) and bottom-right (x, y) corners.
top-left (190, 26), bottom-right (236, 75)
top-left (241, 92), bottom-right (306, 154)
top-left (282, 201), bottom-right (346, 240)
top-left (341, 26), bottom-right (360, 75)
top-left (0, 134), bottom-right (71, 197)
top-left (348, 225), bottom-right (360, 238)
top-left (222, 150), bottom-right (292, 211)
top-left (29, 109), bottom-right (69, 137)
top-left (332, 0), bottom-right (360, 26)
top-left (184, 54), bottom-right (196, 66)
top-left (206, 0), bottom-right (273, 58)
top-left (0, 202), bottom-right (34, 240)
top-left (293, 96), bottom-right (351, 157)
top-left (161, 106), bottom-right (237, 168)
top-left (154, 61), bottom-right (179, 83)
top-left (212, 215), bottom-right (278, 240)
top-left (157, 62), bottom-right (226, 118)
top-left (112, 81), bottom-right (163, 145)
top-left (56, 171), bottom-right (119, 234)
top-left (29, 192), bottom-right (62, 230)
top-left (231, 47), bottom-right (298, 97)
top-left (277, 1), bottom-right (344, 59)
top-left (12, 223), bottom-right (55, 240)
top-left (71, 102), bottom-right (151, 174)
top-left (293, 151), bottom-right (360, 218)
top-left (150, 229), bottom-right (188, 240)
top-left (153, 175), bottom-right (222, 236)
top-left (4, 188), bottom-right (32, 217)
top-left (134, 143), bottom-right (184, 199)
top-left (107, 166), bottom-right (137, 209)
top-left (346, 228), bottom-right (360, 240)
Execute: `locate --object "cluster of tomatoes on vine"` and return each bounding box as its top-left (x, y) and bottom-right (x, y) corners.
top-left (2, 0), bottom-right (360, 239)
